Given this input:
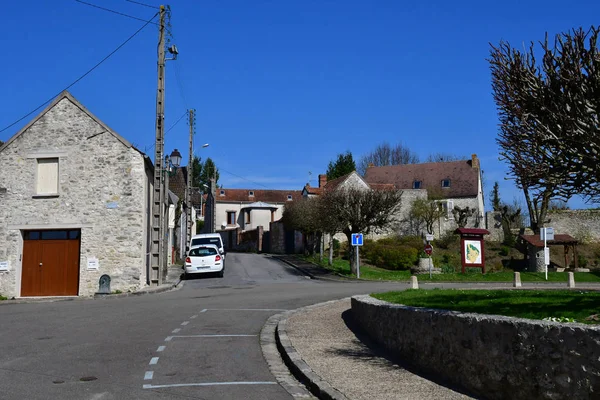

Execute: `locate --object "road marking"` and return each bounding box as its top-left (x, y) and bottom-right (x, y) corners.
top-left (204, 308), bottom-right (288, 312)
top-left (172, 328), bottom-right (181, 333)
top-left (200, 309), bottom-right (207, 313)
top-left (157, 346), bottom-right (166, 352)
top-left (143, 381), bottom-right (277, 389)
top-left (169, 334), bottom-right (256, 339)
top-left (149, 357), bottom-right (159, 365)
top-left (144, 371), bottom-right (154, 380)
top-left (190, 315), bottom-right (198, 319)
top-left (181, 321), bottom-right (189, 326)
top-left (165, 336), bottom-right (173, 342)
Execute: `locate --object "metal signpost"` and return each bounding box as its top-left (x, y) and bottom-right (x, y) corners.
top-left (351, 233), bottom-right (364, 279)
top-left (424, 243), bottom-right (433, 278)
top-left (540, 227), bottom-right (554, 280)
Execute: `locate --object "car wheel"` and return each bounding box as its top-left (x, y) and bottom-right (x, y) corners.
top-left (218, 269), bottom-right (224, 278)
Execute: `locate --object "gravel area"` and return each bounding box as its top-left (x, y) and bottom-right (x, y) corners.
top-left (285, 299), bottom-right (474, 400)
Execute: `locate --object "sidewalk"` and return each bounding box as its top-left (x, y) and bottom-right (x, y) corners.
top-left (278, 299), bottom-right (475, 400)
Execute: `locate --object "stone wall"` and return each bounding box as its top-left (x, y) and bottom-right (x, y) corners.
top-left (352, 295), bottom-right (600, 400)
top-left (0, 95), bottom-right (150, 297)
top-left (485, 211), bottom-right (504, 242)
top-left (547, 210), bottom-right (600, 243)
top-left (269, 221), bottom-right (285, 254)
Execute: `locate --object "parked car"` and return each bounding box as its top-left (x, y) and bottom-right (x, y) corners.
top-left (188, 233), bottom-right (225, 258)
top-left (184, 244), bottom-right (224, 278)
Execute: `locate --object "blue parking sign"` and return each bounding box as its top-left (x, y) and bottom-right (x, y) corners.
top-left (352, 233), bottom-right (363, 246)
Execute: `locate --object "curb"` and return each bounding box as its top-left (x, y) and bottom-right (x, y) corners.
top-left (271, 256), bottom-right (317, 279)
top-left (271, 256), bottom-right (353, 282)
top-left (0, 279), bottom-right (184, 306)
top-left (275, 300), bottom-right (351, 400)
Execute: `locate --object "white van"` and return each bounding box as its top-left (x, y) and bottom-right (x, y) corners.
top-left (188, 233), bottom-right (225, 258)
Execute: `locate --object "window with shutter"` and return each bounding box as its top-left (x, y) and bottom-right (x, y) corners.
top-left (36, 158), bottom-right (59, 195)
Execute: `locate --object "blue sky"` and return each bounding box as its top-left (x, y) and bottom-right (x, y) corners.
top-left (2, 0), bottom-right (599, 209)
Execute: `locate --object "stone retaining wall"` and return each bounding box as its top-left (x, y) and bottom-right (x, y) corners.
top-left (351, 295), bottom-right (600, 400)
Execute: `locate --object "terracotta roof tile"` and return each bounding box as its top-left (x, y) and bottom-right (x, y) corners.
top-left (364, 159), bottom-right (480, 198)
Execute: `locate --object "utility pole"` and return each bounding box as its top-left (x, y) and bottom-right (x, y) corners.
top-left (150, 5), bottom-right (167, 285)
top-left (187, 109), bottom-right (195, 242)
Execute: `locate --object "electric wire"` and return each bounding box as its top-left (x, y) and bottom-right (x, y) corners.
top-left (125, 0), bottom-right (160, 9)
top-left (75, 0), bottom-right (158, 24)
top-left (0, 12), bottom-right (158, 135)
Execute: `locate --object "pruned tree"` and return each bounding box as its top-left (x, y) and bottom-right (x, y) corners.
top-left (425, 153), bottom-right (465, 163)
top-left (490, 182), bottom-right (502, 211)
top-left (452, 206), bottom-right (476, 228)
top-left (281, 198), bottom-right (322, 255)
top-left (191, 156), bottom-right (203, 190)
top-left (489, 26), bottom-right (600, 232)
top-left (326, 151), bottom-right (356, 180)
top-left (321, 187), bottom-right (403, 274)
top-left (199, 157), bottom-right (219, 189)
top-left (357, 142), bottom-right (419, 175)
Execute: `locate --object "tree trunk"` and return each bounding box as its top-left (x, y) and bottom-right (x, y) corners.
top-left (345, 230), bottom-right (359, 275)
top-left (319, 232), bottom-right (324, 262)
top-left (328, 234), bottom-right (334, 266)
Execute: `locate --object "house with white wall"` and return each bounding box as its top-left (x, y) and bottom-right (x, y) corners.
top-left (0, 91), bottom-right (154, 298)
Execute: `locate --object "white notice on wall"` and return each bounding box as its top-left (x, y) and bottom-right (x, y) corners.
top-left (87, 258), bottom-right (99, 270)
top-left (0, 261), bottom-right (8, 271)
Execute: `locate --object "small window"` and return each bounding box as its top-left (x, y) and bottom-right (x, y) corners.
top-left (441, 179), bottom-right (451, 188)
top-left (189, 247), bottom-right (218, 257)
top-left (441, 200), bottom-right (454, 217)
top-left (245, 210), bottom-right (251, 224)
top-left (36, 158), bottom-right (59, 195)
top-left (249, 191), bottom-right (254, 197)
top-left (219, 190), bottom-right (225, 196)
top-left (227, 211), bottom-right (236, 225)
top-left (287, 195), bottom-right (293, 201)
top-left (413, 180), bottom-right (422, 189)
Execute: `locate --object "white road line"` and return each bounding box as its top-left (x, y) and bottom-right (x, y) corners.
top-left (165, 336), bottom-right (173, 342)
top-left (149, 357), bottom-right (159, 365)
top-left (200, 309), bottom-right (207, 313)
top-left (190, 315), bottom-right (198, 319)
top-left (181, 321), bottom-right (190, 326)
top-left (204, 308), bottom-right (288, 312)
top-left (170, 334), bottom-right (256, 339)
top-left (172, 328), bottom-right (181, 333)
top-left (157, 346), bottom-right (166, 352)
top-left (143, 381), bottom-right (277, 389)
top-left (144, 371), bottom-right (154, 380)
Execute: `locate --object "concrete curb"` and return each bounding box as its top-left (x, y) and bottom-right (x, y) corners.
top-left (270, 255), bottom-right (354, 282)
top-left (0, 279), bottom-right (184, 306)
top-left (275, 299), bottom-right (351, 400)
top-left (260, 312), bottom-right (316, 399)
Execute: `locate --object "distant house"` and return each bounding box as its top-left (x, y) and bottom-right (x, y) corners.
top-left (0, 91), bottom-right (154, 298)
top-left (364, 154), bottom-right (485, 236)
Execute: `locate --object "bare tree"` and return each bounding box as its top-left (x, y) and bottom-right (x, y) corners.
top-left (452, 206), bottom-right (475, 228)
top-left (357, 142), bottom-right (419, 175)
top-left (425, 153), bottom-right (465, 163)
top-left (408, 197), bottom-right (445, 235)
top-left (321, 187), bottom-right (403, 274)
top-left (281, 198), bottom-right (321, 255)
top-left (489, 26), bottom-right (600, 232)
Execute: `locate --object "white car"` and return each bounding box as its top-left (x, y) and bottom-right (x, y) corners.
top-left (184, 244), bottom-right (224, 278)
top-left (188, 233), bottom-right (225, 258)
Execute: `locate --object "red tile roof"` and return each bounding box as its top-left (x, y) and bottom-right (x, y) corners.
top-left (363, 158), bottom-right (480, 198)
top-left (216, 188), bottom-right (303, 203)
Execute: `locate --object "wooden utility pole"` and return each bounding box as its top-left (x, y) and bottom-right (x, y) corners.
top-left (150, 5), bottom-right (166, 285)
top-left (187, 109), bottom-right (195, 242)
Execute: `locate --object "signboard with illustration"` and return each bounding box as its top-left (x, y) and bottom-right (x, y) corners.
top-left (454, 228), bottom-right (489, 274)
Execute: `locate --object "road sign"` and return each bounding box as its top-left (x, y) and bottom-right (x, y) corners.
top-left (540, 227), bottom-right (555, 241)
top-left (425, 234), bottom-right (434, 242)
top-left (424, 244), bottom-right (433, 256)
top-left (351, 233), bottom-right (363, 247)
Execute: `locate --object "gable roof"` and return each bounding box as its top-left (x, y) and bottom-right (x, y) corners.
top-left (0, 91), bottom-right (153, 172)
top-left (216, 188), bottom-right (302, 203)
top-left (363, 158), bottom-right (480, 198)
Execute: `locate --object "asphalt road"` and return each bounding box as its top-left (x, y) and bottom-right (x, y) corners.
top-left (0, 253), bottom-right (410, 400)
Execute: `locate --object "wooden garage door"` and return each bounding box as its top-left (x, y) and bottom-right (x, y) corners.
top-left (21, 230), bottom-right (80, 297)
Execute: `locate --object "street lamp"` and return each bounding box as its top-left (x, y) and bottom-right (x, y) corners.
top-left (169, 149), bottom-right (182, 168)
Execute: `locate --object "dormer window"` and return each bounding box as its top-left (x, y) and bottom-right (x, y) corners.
top-left (219, 190), bottom-right (225, 196)
top-left (413, 180), bottom-right (422, 189)
top-left (287, 195), bottom-right (293, 201)
top-left (249, 191), bottom-right (254, 197)
top-left (441, 179), bottom-right (451, 188)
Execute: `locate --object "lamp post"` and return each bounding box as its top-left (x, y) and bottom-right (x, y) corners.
top-left (164, 149), bottom-right (182, 269)
top-left (188, 144), bottom-right (209, 237)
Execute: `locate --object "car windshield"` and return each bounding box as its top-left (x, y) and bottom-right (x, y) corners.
top-left (189, 247), bottom-right (218, 257)
top-left (191, 237), bottom-right (221, 247)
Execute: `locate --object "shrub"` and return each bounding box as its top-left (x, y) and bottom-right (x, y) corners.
top-left (574, 255), bottom-right (588, 269)
top-left (435, 233), bottom-right (459, 250)
top-left (499, 246), bottom-right (510, 256)
top-left (441, 265), bottom-right (456, 273)
top-left (332, 238), bottom-right (340, 251)
top-left (378, 245), bottom-right (418, 270)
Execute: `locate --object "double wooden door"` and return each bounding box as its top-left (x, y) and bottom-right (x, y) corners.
top-left (21, 230), bottom-right (80, 296)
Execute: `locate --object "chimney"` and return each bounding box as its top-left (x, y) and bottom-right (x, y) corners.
top-left (368, 163), bottom-right (375, 168)
top-left (319, 174), bottom-right (327, 188)
top-left (471, 154), bottom-right (480, 170)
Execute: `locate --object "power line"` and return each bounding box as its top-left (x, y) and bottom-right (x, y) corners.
top-left (144, 110), bottom-right (188, 153)
top-left (75, 0), bottom-right (158, 24)
top-left (125, 0), bottom-right (159, 9)
top-left (173, 59), bottom-right (189, 109)
top-left (0, 13), bottom-right (158, 135)
top-left (218, 168), bottom-right (272, 189)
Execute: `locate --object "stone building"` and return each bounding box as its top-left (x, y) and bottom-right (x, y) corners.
top-left (0, 91), bottom-right (153, 298)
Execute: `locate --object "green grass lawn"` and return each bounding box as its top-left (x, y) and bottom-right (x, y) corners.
top-left (304, 255), bottom-right (600, 282)
top-left (372, 289), bottom-right (600, 324)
